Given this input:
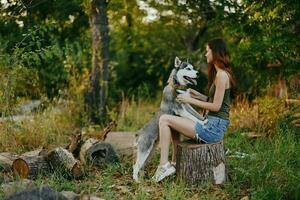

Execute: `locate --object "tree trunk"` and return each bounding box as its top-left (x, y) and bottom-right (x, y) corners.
top-left (176, 140), bottom-right (226, 185)
top-left (46, 147), bottom-right (83, 178)
top-left (86, 0), bottom-right (109, 124)
top-left (79, 138), bottom-right (119, 166)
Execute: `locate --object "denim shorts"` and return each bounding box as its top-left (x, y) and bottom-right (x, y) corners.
top-left (194, 115), bottom-right (230, 144)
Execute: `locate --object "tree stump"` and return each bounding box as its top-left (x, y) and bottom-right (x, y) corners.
top-left (176, 140), bottom-right (226, 185)
top-left (46, 147), bottom-right (82, 178)
top-left (79, 138), bottom-right (119, 166)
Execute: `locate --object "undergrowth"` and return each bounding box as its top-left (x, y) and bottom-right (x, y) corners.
top-left (0, 95), bottom-right (299, 199)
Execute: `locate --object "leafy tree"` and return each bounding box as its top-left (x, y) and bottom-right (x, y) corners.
top-left (0, 0), bottom-right (89, 97)
top-left (216, 0), bottom-right (300, 97)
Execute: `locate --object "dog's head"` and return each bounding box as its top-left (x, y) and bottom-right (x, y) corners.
top-left (171, 57), bottom-right (198, 86)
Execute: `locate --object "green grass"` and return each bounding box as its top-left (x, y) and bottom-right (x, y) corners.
top-left (0, 96), bottom-right (299, 199)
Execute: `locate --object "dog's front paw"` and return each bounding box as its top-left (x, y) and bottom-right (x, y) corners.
top-left (133, 174), bottom-right (140, 183)
top-left (133, 165), bottom-right (140, 182)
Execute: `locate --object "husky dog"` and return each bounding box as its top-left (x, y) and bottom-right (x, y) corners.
top-left (133, 57), bottom-right (208, 182)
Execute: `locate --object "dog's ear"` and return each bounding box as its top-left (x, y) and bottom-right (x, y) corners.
top-left (175, 57), bottom-right (181, 68)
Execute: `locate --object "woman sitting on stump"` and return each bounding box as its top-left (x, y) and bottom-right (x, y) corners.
top-left (153, 38), bottom-right (236, 182)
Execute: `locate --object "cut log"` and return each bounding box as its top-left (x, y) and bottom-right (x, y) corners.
top-left (292, 118), bottom-right (300, 125)
top-left (12, 155), bottom-right (49, 179)
top-left (285, 99), bottom-right (300, 106)
top-left (293, 113), bottom-right (300, 118)
top-left (0, 152), bottom-right (18, 172)
top-left (176, 140), bottom-right (226, 185)
top-left (104, 132), bottom-right (136, 156)
top-left (241, 132), bottom-right (262, 139)
top-left (21, 148), bottom-right (48, 157)
top-left (46, 147), bottom-right (82, 178)
top-left (79, 138), bottom-right (119, 166)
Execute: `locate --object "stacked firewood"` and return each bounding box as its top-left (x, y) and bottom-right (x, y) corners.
top-left (285, 99), bottom-right (300, 129)
top-left (0, 121), bottom-right (119, 179)
top-left (292, 113), bottom-right (300, 128)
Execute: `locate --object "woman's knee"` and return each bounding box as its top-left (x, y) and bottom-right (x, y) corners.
top-left (159, 114), bottom-right (171, 127)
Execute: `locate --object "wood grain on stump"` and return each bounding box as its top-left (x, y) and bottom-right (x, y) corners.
top-left (176, 140), bottom-right (226, 185)
top-left (12, 148), bottom-right (49, 179)
top-left (13, 156), bottom-right (49, 179)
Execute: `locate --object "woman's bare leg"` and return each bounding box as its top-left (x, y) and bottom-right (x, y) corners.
top-left (159, 114), bottom-right (196, 166)
top-left (171, 129), bottom-right (180, 164)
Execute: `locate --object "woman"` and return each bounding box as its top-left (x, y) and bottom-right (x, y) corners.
top-left (153, 38), bottom-right (236, 182)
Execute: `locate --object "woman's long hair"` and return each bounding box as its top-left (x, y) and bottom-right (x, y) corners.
top-left (207, 38), bottom-right (236, 98)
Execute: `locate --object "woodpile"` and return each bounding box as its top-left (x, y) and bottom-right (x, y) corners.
top-left (285, 99), bottom-right (300, 106)
top-left (0, 121), bottom-right (120, 180)
top-left (292, 113), bottom-right (300, 128)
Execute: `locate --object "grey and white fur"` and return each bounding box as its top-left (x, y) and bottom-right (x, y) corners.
top-left (133, 57), bottom-right (207, 182)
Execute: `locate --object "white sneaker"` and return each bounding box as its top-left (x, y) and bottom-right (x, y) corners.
top-left (152, 162), bottom-right (176, 182)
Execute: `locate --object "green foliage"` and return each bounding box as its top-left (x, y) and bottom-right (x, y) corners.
top-left (0, 0), bottom-right (89, 98)
top-left (2, 0), bottom-right (298, 103)
top-left (220, 0), bottom-right (300, 97)
top-left (225, 127), bottom-right (299, 199)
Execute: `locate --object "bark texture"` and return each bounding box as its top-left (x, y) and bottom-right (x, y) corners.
top-left (86, 0), bottom-right (109, 124)
top-left (12, 156), bottom-right (49, 179)
top-left (0, 152), bottom-right (18, 172)
top-left (176, 140), bottom-right (226, 185)
top-left (46, 147), bottom-right (82, 178)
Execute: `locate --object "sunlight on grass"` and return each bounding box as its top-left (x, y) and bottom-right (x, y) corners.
top-left (0, 95), bottom-right (299, 199)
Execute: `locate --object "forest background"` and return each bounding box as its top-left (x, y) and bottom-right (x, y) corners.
top-left (0, 0), bottom-right (299, 199)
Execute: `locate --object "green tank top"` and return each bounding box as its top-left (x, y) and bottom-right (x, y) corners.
top-left (207, 84), bottom-right (231, 120)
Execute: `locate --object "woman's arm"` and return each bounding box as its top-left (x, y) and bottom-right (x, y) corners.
top-left (188, 88), bottom-right (209, 102)
top-left (177, 71), bottom-right (228, 112)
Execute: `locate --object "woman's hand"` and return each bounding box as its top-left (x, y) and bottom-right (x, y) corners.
top-left (176, 93), bottom-right (192, 104)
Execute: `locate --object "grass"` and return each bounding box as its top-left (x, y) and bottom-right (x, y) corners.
top-left (0, 95), bottom-right (299, 199)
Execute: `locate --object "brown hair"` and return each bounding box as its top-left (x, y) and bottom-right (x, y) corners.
top-left (207, 38), bottom-right (236, 97)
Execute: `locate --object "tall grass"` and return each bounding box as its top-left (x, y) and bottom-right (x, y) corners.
top-left (108, 94), bottom-right (161, 131)
top-left (0, 97), bottom-right (84, 153)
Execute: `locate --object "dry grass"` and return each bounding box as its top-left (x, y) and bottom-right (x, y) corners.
top-left (110, 95), bottom-right (161, 131)
top-left (0, 99), bottom-right (83, 153)
top-left (229, 96), bottom-right (289, 136)
top-left (229, 96), bottom-right (258, 133)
